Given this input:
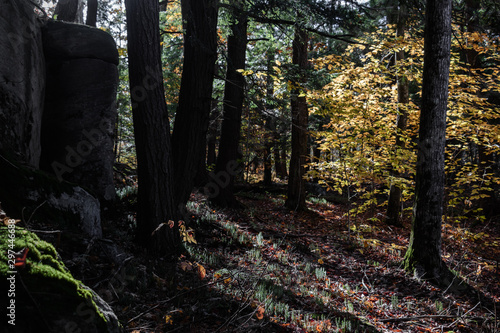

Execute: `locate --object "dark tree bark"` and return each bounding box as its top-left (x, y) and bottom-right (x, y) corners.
top-left (171, 0), bottom-right (218, 209)
top-left (86, 0), bottom-right (98, 27)
top-left (263, 145), bottom-right (272, 185)
top-left (54, 0), bottom-right (83, 23)
top-left (403, 0), bottom-right (454, 285)
top-left (285, 25), bottom-right (308, 211)
top-left (273, 147), bottom-right (284, 179)
top-left (386, 0), bottom-right (409, 226)
top-left (263, 48), bottom-right (276, 186)
top-left (206, 112), bottom-right (218, 168)
top-left (125, 0), bottom-right (179, 255)
top-left (461, 0), bottom-right (498, 215)
top-left (210, 1), bottom-right (247, 207)
top-left (277, 138), bottom-right (288, 178)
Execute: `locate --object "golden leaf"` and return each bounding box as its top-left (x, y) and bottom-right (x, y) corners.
top-left (197, 264), bottom-right (206, 280)
top-left (255, 306), bottom-right (265, 320)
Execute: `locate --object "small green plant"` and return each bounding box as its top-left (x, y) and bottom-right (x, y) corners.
top-left (344, 299), bottom-right (354, 312)
top-left (315, 267), bottom-right (327, 280)
top-left (256, 232), bottom-right (264, 247)
top-left (116, 185), bottom-right (137, 199)
top-left (435, 300), bottom-right (444, 313)
top-left (391, 295), bottom-right (399, 309)
top-left (277, 251), bottom-right (289, 264)
top-left (309, 197), bottom-right (328, 205)
top-left (254, 284), bottom-right (269, 302)
top-left (247, 248), bottom-right (262, 263)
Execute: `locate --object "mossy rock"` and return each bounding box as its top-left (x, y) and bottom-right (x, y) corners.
top-left (0, 225), bottom-right (122, 332)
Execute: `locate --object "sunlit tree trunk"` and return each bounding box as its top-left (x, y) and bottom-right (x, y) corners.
top-left (403, 0), bottom-right (454, 285)
top-left (210, 1), bottom-right (247, 207)
top-left (125, 0), bottom-right (179, 256)
top-left (386, 0), bottom-right (409, 226)
top-left (171, 0), bottom-right (218, 209)
top-left (285, 24), bottom-right (308, 211)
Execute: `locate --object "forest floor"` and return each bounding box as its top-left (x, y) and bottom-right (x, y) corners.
top-left (63, 184), bottom-right (499, 333)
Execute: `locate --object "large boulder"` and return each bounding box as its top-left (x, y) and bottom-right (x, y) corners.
top-left (0, 155), bottom-right (102, 239)
top-left (0, 226), bottom-right (122, 333)
top-left (40, 21), bottom-right (119, 202)
top-left (0, 0), bottom-right (45, 167)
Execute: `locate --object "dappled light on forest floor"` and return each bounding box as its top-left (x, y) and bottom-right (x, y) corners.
top-left (109, 190), bottom-right (499, 332)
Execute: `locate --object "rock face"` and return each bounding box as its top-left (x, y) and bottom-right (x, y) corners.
top-left (0, 0), bottom-right (45, 167)
top-left (0, 1), bottom-right (120, 235)
top-left (41, 21), bottom-right (119, 201)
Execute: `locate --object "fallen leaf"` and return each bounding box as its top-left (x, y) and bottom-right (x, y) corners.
top-left (197, 264), bottom-right (206, 280)
top-left (255, 306), bottom-right (265, 320)
top-left (179, 261), bottom-right (193, 271)
top-left (3, 217), bottom-right (21, 226)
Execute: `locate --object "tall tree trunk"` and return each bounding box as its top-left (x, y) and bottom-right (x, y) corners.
top-left (273, 148), bottom-right (283, 178)
top-left (263, 49), bottom-right (275, 186)
top-left (54, 0), bottom-right (84, 23)
top-left (462, 0), bottom-right (497, 215)
top-left (403, 0), bottom-right (454, 286)
top-left (386, 0), bottom-right (409, 226)
top-left (278, 138), bottom-right (288, 177)
top-left (263, 145), bottom-right (272, 185)
top-left (171, 0), bottom-right (218, 209)
top-left (125, 0), bottom-right (179, 255)
top-left (285, 24), bottom-right (308, 211)
top-left (210, 2), bottom-right (247, 207)
top-left (86, 0), bottom-right (98, 27)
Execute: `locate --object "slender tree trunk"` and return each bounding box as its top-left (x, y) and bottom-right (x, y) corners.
top-left (403, 0), bottom-right (454, 285)
top-left (263, 49), bottom-right (275, 186)
top-left (463, 0), bottom-right (497, 215)
top-left (171, 0), bottom-right (218, 209)
top-left (279, 140), bottom-right (288, 177)
top-left (86, 0), bottom-right (98, 27)
top-left (386, 0), bottom-right (409, 226)
top-left (125, 0), bottom-right (179, 256)
top-left (206, 99), bottom-right (218, 168)
top-left (263, 145), bottom-right (272, 185)
top-left (285, 24), bottom-right (308, 211)
top-left (273, 148), bottom-right (283, 178)
top-left (54, 0), bottom-right (84, 23)
top-left (210, 2), bottom-right (247, 207)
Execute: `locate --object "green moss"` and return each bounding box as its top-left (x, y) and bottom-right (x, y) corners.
top-left (403, 246), bottom-right (415, 273)
top-left (0, 225), bottom-right (107, 325)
